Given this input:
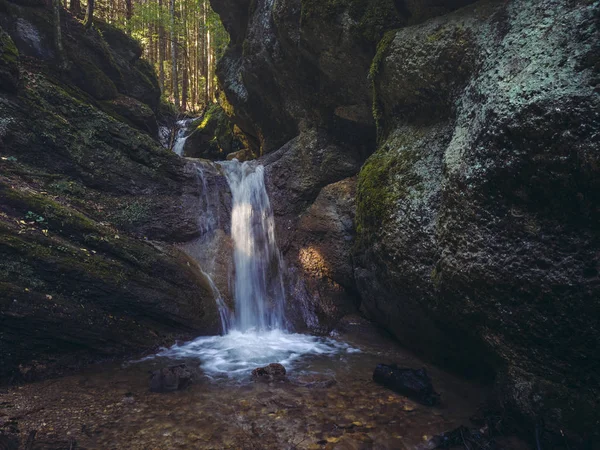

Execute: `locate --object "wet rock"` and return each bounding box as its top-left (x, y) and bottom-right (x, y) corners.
top-left (294, 373), bottom-right (337, 389)
top-left (251, 363), bottom-right (287, 382)
top-left (150, 364), bottom-right (193, 393)
top-left (226, 148), bottom-right (255, 162)
top-left (423, 425), bottom-right (499, 450)
top-left (373, 364), bottom-right (440, 406)
top-left (263, 131), bottom-right (366, 333)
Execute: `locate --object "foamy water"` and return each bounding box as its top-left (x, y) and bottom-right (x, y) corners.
top-left (157, 330), bottom-right (358, 378)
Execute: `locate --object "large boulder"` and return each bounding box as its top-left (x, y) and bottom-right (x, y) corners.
top-left (355, 0), bottom-right (600, 446)
top-left (262, 130), bottom-right (365, 331)
top-left (103, 95), bottom-right (159, 137)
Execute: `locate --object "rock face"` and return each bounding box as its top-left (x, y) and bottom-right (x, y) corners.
top-left (262, 131), bottom-right (365, 331)
top-left (212, 0), bottom-right (600, 446)
top-left (0, 2), bottom-right (219, 382)
top-left (0, 0), bottom-right (160, 135)
top-left (210, 0), bottom-right (484, 333)
top-left (355, 0), bottom-right (600, 446)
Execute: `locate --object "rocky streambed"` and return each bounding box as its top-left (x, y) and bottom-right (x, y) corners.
top-left (0, 319), bottom-right (530, 450)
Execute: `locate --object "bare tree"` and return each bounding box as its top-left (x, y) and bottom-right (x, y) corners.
top-left (170, 0), bottom-right (180, 109)
top-left (83, 0), bottom-right (94, 29)
top-left (70, 0), bottom-right (81, 15)
top-left (53, 0), bottom-right (68, 69)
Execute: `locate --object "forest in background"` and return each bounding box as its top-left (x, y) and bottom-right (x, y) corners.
top-left (64, 0), bottom-right (229, 113)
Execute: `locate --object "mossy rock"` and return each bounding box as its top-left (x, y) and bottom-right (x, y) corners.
top-left (102, 94), bottom-right (158, 136)
top-left (95, 20), bottom-right (143, 62)
top-left (0, 25), bottom-right (19, 92)
top-left (183, 103), bottom-right (244, 160)
top-left (355, 129), bottom-right (424, 237)
top-left (66, 56), bottom-right (119, 100)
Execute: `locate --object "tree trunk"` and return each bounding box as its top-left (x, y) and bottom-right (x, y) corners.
top-left (202, 0), bottom-right (208, 106)
top-left (125, 0), bottom-right (132, 34)
top-left (158, 0), bottom-right (165, 93)
top-left (70, 0), bottom-right (80, 15)
top-left (182, 49), bottom-right (188, 111)
top-left (83, 0), bottom-right (94, 29)
top-left (170, 0), bottom-right (179, 109)
top-left (180, 0), bottom-right (188, 111)
top-left (53, 0), bottom-right (68, 69)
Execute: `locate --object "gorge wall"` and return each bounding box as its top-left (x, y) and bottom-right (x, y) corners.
top-left (0, 0), bottom-right (220, 382)
top-left (211, 0), bottom-right (600, 446)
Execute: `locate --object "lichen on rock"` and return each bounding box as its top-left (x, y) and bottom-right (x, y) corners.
top-left (354, 1), bottom-right (600, 446)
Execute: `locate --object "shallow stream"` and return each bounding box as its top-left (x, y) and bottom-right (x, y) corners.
top-left (0, 319), bottom-right (528, 450)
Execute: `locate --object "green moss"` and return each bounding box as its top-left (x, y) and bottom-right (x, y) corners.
top-left (0, 25), bottom-right (20, 91)
top-left (109, 199), bottom-right (152, 227)
top-left (369, 30), bottom-right (396, 140)
top-left (0, 224), bottom-right (125, 290)
top-left (75, 58), bottom-right (119, 100)
top-left (198, 103), bottom-right (235, 148)
top-left (356, 134), bottom-right (423, 238)
top-left (356, 148), bottom-right (397, 236)
top-left (0, 27), bottom-right (18, 65)
top-left (1, 183), bottom-right (105, 237)
top-left (48, 179), bottom-right (87, 196)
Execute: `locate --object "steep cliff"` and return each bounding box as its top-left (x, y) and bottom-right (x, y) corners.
top-left (355, 1), bottom-right (599, 445)
top-left (0, 0), bottom-right (219, 382)
top-left (212, 0), bottom-right (600, 446)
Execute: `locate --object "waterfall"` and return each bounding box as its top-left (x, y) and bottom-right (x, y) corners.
top-left (170, 118), bottom-right (197, 156)
top-left (157, 159), bottom-right (353, 377)
top-left (220, 160), bottom-right (286, 332)
top-left (190, 163), bottom-right (230, 334)
top-left (196, 164), bottom-right (220, 235)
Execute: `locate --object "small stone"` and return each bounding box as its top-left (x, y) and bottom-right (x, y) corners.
top-left (251, 363), bottom-right (287, 382)
top-left (149, 364), bottom-right (192, 393)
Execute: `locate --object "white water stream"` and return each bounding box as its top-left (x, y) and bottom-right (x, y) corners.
top-left (156, 122), bottom-right (353, 377)
top-left (221, 160), bottom-right (286, 332)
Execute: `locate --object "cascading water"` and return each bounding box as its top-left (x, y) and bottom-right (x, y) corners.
top-left (161, 117), bottom-right (198, 155)
top-left (157, 159), bottom-right (355, 377)
top-left (172, 119), bottom-right (191, 156)
top-left (220, 161), bottom-right (286, 332)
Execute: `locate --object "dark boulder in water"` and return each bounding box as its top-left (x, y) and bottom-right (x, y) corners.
top-left (373, 364), bottom-right (440, 406)
top-left (150, 364), bottom-right (193, 393)
top-left (251, 363), bottom-right (287, 382)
